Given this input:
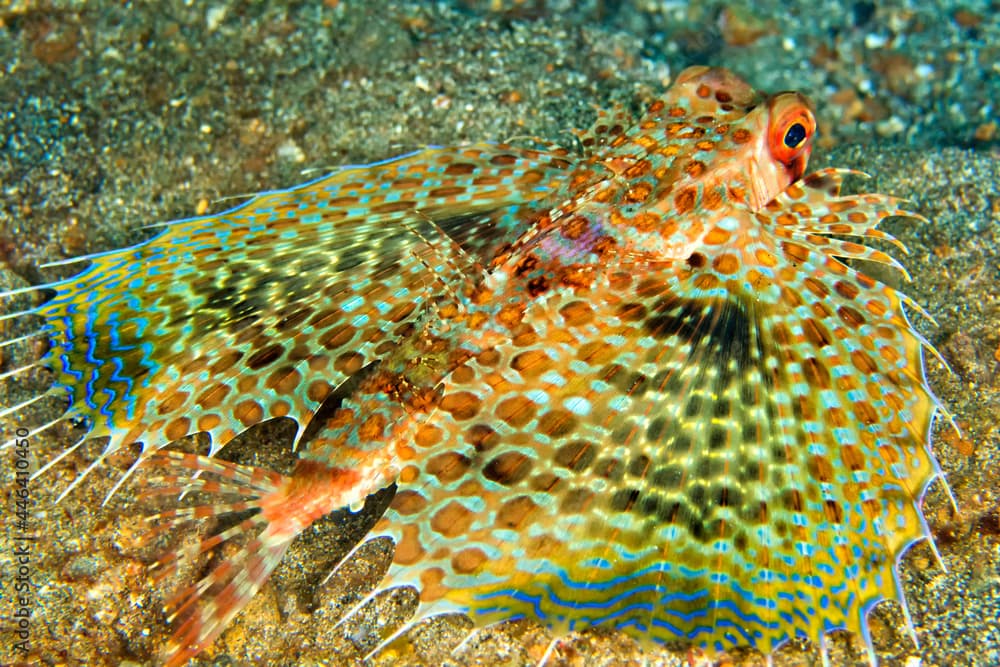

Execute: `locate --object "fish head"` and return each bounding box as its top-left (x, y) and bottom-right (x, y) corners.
top-left (589, 69), bottom-right (813, 209)
top-left (570, 66), bottom-right (818, 264)
top-left (653, 66), bottom-right (816, 212)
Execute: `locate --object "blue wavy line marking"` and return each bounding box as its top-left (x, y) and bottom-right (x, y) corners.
top-left (544, 582), bottom-right (667, 610)
top-left (678, 564), bottom-right (709, 579)
top-left (121, 292), bottom-right (141, 314)
top-left (545, 562), bottom-right (676, 592)
top-left (729, 576), bottom-right (779, 615)
top-left (474, 589), bottom-right (546, 619)
top-left (655, 597), bottom-right (771, 629)
top-left (107, 356), bottom-right (136, 420)
top-left (83, 368), bottom-right (99, 411)
top-left (594, 602), bottom-right (653, 628)
top-left (647, 615), bottom-right (687, 637)
top-left (822, 616), bottom-right (845, 633)
top-left (83, 317), bottom-right (97, 362)
top-left (615, 617), bottom-right (649, 634)
top-left (137, 341), bottom-right (156, 387)
top-left (683, 622), bottom-right (715, 641)
top-left (97, 385), bottom-right (116, 427)
top-left (79, 270), bottom-right (126, 299)
top-left (107, 317), bottom-right (137, 353)
top-left (133, 315), bottom-right (149, 339)
top-left (707, 618), bottom-right (757, 643)
top-left (474, 572), bottom-right (775, 634)
top-left (59, 354), bottom-right (83, 381)
top-left (49, 380), bottom-right (74, 407)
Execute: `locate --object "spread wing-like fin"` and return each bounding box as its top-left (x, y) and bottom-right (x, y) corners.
top-left (0, 144), bottom-right (573, 497)
top-left (363, 171), bottom-right (944, 659)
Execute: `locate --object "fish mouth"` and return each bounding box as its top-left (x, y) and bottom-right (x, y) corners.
top-left (746, 154), bottom-right (788, 212)
top-left (781, 142), bottom-right (812, 183)
top-left (745, 143), bottom-right (813, 212)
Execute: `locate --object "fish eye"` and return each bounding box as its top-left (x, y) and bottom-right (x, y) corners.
top-left (784, 122), bottom-right (807, 148)
top-left (767, 94), bottom-right (816, 168)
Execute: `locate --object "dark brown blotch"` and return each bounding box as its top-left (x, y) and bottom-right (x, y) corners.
top-left (527, 275), bottom-right (550, 297)
top-left (838, 306), bottom-right (866, 329)
top-left (537, 409), bottom-right (577, 438)
top-left (834, 280), bottom-right (860, 300)
top-left (496, 495), bottom-right (537, 529)
top-left (465, 423), bottom-right (500, 452)
top-left (593, 457), bottom-right (624, 481)
top-left (553, 440), bottom-right (595, 472)
top-left (561, 487), bottom-right (595, 513)
top-left (803, 317), bottom-right (832, 348)
top-left (426, 451), bottom-right (472, 483)
top-left (439, 391), bottom-right (483, 420)
top-left (617, 302), bottom-right (647, 321)
top-left (674, 188), bottom-right (697, 215)
top-left (803, 357), bottom-right (832, 389)
top-left (483, 451), bottom-right (533, 486)
top-left (731, 128), bottom-right (752, 143)
top-left (246, 343), bottom-right (284, 370)
top-left (686, 252), bottom-right (706, 269)
top-left (610, 488), bottom-right (641, 512)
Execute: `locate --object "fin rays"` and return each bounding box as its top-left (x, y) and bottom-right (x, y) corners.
top-left (5, 144), bottom-right (573, 505)
top-left (365, 172), bottom-right (945, 656)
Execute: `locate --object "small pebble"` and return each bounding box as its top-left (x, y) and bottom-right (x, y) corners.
top-left (62, 554), bottom-right (106, 581)
top-left (206, 5), bottom-right (228, 32)
top-left (277, 139), bottom-right (306, 163)
top-left (876, 116), bottom-right (905, 137)
top-left (973, 122), bottom-right (997, 142)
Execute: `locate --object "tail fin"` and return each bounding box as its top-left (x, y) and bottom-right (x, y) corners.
top-left (138, 451), bottom-right (364, 667)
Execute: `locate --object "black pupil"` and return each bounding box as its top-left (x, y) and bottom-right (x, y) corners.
top-left (784, 122), bottom-right (807, 148)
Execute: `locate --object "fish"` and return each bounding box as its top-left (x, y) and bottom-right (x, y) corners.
top-left (0, 65), bottom-right (954, 665)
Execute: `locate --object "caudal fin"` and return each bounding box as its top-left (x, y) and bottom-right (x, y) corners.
top-left (138, 451), bottom-right (360, 667)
